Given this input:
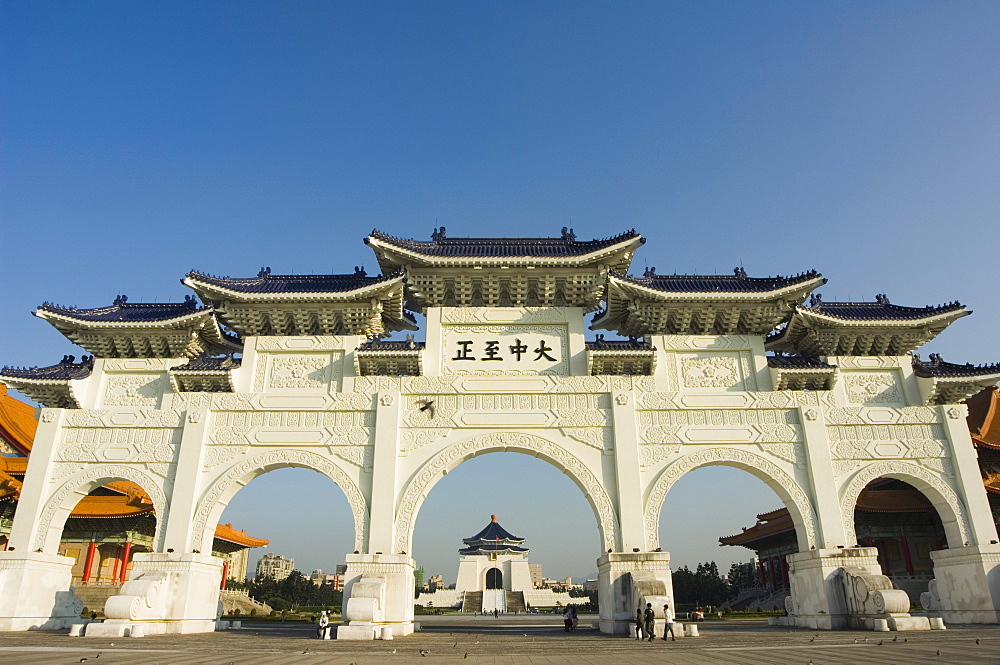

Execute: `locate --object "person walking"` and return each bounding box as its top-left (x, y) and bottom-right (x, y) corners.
top-left (634, 607), bottom-right (643, 639)
top-left (661, 604), bottom-right (675, 641)
top-left (643, 603), bottom-right (656, 642)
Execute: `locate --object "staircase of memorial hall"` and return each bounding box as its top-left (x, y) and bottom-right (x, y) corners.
top-left (461, 591), bottom-right (481, 613)
top-left (505, 590), bottom-right (526, 613)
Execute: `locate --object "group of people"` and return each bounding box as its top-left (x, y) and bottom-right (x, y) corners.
top-left (635, 602), bottom-right (675, 642)
top-left (562, 606), bottom-right (579, 631)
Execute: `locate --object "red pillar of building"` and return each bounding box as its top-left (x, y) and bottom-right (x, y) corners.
top-left (81, 540), bottom-right (97, 584)
top-left (119, 542), bottom-right (132, 584)
top-left (900, 536), bottom-right (915, 576)
top-left (111, 547), bottom-right (122, 582)
top-left (221, 561), bottom-right (229, 590)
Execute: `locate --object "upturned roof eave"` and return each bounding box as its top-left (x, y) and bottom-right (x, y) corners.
top-left (35, 306), bottom-right (216, 330)
top-left (366, 235), bottom-right (644, 270)
top-left (792, 305), bottom-right (970, 328)
top-left (183, 273), bottom-right (407, 303)
top-left (605, 273), bottom-right (825, 302)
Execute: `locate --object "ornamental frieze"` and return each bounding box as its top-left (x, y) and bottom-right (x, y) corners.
top-left (59, 427), bottom-right (180, 463)
top-left (826, 422), bottom-right (945, 443)
top-left (399, 428), bottom-right (450, 454)
top-left (561, 427), bottom-right (613, 452)
top-left (821, 406), bottom-right (939, 425)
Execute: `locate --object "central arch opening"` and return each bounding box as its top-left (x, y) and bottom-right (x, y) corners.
top-left (412, 451), bottom-right (598, 623)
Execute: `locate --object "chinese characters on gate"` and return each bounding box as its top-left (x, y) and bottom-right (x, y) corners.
top-left (452, 338), bottom-right (557, 363)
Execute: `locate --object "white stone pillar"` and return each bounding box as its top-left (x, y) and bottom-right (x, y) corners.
top-left (366, 392), bottom-right (401, 554)
top-left (798, 406), bottom-right (849, 548)
top-left (596, 551), bottom-right (672, 635)
top-left (161, 408), bottom-right (210, 553)
top-left (923, 404), bottom-right (1000, 624)
top-left (939, 404), bottom-right (998, 546)
top-left (610, 391), bottom-right (644, 551)
top-left (7, 408), bottom-right (66, 552)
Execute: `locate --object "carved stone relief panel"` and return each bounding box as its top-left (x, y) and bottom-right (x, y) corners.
top-left (841, 370), bottom-right (904, 406)
top-left (103, 373), bottom-right (169, 407)
top-left (263, 352), bottom-right (342, 391)
top-left (679, 354), bottom-right (742, 389)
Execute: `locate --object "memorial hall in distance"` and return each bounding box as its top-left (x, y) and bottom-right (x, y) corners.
top-left (1, 228), bottom-right (999, 638)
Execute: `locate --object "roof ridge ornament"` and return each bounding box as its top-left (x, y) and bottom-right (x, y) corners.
top-left (734, 266), bottom-right (747, 279)
top-left (643, 266), bottom-right (657, 279)
top-left (431, 226), bottom-right (447, 241)
top-left (561, 226), bottom-right (576, 242)
top-left (257, 266), bottom-right (271, 279)
top-left (875, 293), bottom-right (890, 305)
top-left (808, 293), bottom-right (823, 309)
top-left (113, 294), bottom-right (128, 306)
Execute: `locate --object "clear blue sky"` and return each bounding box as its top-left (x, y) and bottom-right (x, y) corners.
top-left (3, 2), bottom-right (999, 581)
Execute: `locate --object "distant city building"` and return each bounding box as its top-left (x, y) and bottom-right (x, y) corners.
top-left (528, 563), bottom-right (543, 589)
top-left (256, 553), bottom-right (294, 581)
top-left (309, 568), bottom-right (344, 589)
top-left (427, 574), bottom-right (444, 591)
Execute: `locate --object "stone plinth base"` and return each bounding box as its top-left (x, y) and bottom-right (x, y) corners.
top-left (786, 547), bottom-right (882, 630)
top-left (596, 551), bottom-right (674, 636)
top-left (848, 614), bottom-right (931, 631)
top-left (0, 552), bottom-right (83, 631)
top-left (84, 553), bottom-right (223, 636)
top-left (929, 545), bottom-right (1000, 624)
top-left (338, 554), bottom-right (415, 640)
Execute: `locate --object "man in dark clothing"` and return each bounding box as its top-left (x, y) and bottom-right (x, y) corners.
top-left (643, 603), bottom-right (656, 642)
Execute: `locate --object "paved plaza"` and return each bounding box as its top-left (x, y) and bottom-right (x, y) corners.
top-left (1, 616), bottom-right (998, 665)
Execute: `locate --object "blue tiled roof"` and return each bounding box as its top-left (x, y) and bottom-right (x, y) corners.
top-left (610, 268), bottom-right (822, 293)
top-left (912, 354), bottom-right (1000, 378)
top-left (458, 544), bottom-right (530, 555)
top-left (186, 269), bottom-right (405, 294)
top-left (463, 517), bottom-right (524, 544)
top-left (804, 294), bottom-right (966, 321)
top-left (766, 355), bottom-right (834, 369)
top-left (357, 339), bottom-right (425, 351)
top-left (37, 295), bottom-right (204, 322)
top-left (1, 355), bottom-right (95, 381)
top-left (367, 228), bottom-right (642, 258)
top-left (170, 354), bottom-right (242, 372)
top-left (586, 335), bottom-right (653, 351)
